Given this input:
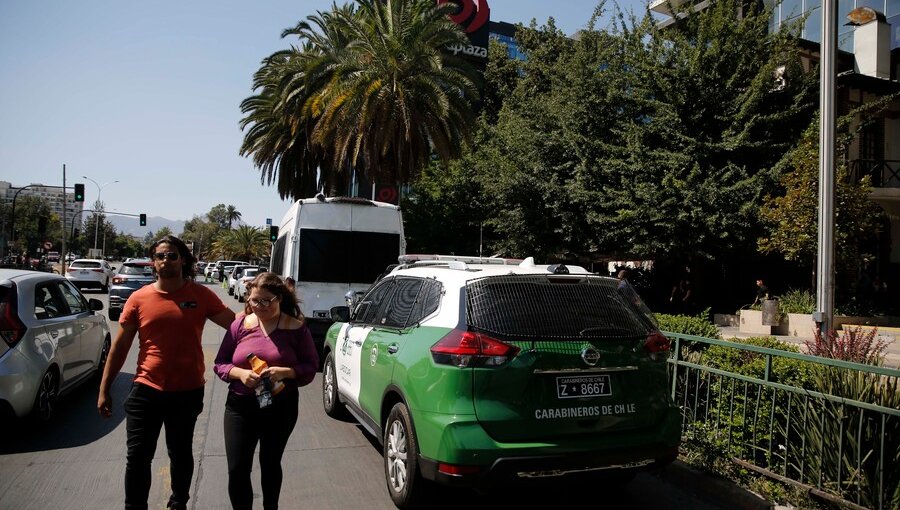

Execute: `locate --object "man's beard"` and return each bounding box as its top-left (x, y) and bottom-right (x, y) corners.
top-left (157, 266), bottom-right (182, 279)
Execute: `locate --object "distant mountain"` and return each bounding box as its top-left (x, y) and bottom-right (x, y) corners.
top-left (107, 214), bottom-right (185, 238)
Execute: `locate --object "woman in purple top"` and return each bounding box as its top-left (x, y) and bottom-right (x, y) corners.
top-left (214, 272), bottom-right (319, 510)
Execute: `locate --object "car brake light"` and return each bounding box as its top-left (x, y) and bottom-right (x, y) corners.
top-left (67, 267), bottom-right (77, 272)
top-left (112, 276), bottom-right (125, 284)
top-left (431, 330), bottom-right (519, 368)
top-left (91, 269), bottom-right (104, 273)
top-left (0, 284), bottom-right (27, 348)
top-left (644, 331), bottom-right (670, 359)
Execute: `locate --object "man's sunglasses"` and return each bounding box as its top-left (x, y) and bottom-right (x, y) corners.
top-left (153, 252), bottom-right (180, 261)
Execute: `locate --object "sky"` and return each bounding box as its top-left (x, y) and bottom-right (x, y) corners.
top-left (0, 0), bottom-right (646, 228)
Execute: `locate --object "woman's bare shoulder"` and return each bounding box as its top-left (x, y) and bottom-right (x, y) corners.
top-left (282, 314), bottom-right (305, 330)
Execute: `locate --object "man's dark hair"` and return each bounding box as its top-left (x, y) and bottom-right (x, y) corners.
top-left (148, 235), bottom-right (197, 279)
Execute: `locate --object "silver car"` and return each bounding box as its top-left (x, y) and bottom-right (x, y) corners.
top-left (65, 258), bottom-right (115, 291)
top-left (108, 259), bottom-right (155, 321)
top-left (0, 269), bottom-right (111, 420)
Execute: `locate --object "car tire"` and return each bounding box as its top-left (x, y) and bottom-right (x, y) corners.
top-left (108, 308), bottom-right (121, 321)
top-left (384, 402), bottom-right (429, 509)
top-left (31, 369), bottom-right (59, 423)
top-left (96, 335), bottom-right (111, 378)
top-left (322, 352), bottom-right (348, 419)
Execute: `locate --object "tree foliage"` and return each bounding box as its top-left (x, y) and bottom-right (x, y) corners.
top-left (240, 0), bottom-right (479, 199)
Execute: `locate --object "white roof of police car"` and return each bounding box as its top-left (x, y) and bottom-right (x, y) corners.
top-left (388, 260), bottom-right (592, 284)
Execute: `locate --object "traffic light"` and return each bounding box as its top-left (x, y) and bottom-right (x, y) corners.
top-left (139, 213), bottom-right (147, 226)
top-left (74, 183), bottom-right (85, 202)
top-left (269, 225), bottom-right (278, 242)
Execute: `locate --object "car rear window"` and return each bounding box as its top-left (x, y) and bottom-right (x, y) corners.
top-left (243, 269), bottom-right (259, 278)
top-left (120, 263), bottom-right (153, 275)
top-left (465, 274), bottom-right (657, 341)
top-left (70, 261), bottom-right (101, 268)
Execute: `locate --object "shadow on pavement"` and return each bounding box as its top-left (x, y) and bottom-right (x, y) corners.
top-left (0, 371), bottom-right (134, 454)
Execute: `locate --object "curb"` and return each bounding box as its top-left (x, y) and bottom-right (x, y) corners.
top-left (659, 460), bottom-right (774, 510)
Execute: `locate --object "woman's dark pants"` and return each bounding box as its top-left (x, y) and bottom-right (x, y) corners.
top-left (224, 388), bottom-right (299, 510)
top-left (124, 383), bottom-right (204, 510)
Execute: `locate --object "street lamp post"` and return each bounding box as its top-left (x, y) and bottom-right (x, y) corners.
top-left (82, 176), bottom-right (119, 255)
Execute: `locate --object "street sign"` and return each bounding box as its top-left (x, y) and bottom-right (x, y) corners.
top-left (266, 218), bottom-right (272, 225)
top-left (43, 241), bottom-right (53, 250)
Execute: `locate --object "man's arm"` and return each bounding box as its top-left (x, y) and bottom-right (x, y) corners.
top-left (97, 322), bottom-right (138, 417)
top-left (210, 308), bottom-right (236, 329)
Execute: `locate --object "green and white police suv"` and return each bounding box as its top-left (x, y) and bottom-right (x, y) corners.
top-left (322, 255), bottom-right (681, 508)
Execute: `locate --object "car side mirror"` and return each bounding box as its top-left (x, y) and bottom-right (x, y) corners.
top-left (330, 306), bottom-right (350, 323)
top-left (89, 298), bottom-right (104, 312)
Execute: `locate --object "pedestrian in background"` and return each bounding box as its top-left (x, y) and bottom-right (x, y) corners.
top-left (98, 235), bottom-right (235, 510)
top-left (214, 272), bottom-right (318, 510)
top-left (752, 278), bottom-right (770, 307)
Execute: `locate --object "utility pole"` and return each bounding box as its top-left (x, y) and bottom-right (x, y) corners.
top-left (62, 164), bottom-right (67, 273)
top-left (815, 0), bottom-right (837, 336)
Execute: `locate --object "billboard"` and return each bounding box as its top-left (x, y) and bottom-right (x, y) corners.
top-left (438, 0), bottom-right (491, 64)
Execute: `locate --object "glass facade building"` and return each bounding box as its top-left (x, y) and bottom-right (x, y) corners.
top-left (767, 0), bottom-right (900, 50)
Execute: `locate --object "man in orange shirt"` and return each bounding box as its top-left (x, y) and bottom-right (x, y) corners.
top-left (98, 235), bottom-right (235, 510)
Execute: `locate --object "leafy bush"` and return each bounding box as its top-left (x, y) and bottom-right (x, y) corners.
top-left (777, 288), bottom-right (815, 314)
top-left (703, 337), bottom-right (813, 388)
top-left (656, 308), bottom-right (721, 339)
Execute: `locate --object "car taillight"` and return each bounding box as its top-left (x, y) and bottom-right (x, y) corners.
top-left (112, 276), bottom-right (125, 284)
top-left (92, 269), bottom-right (104, 273)
top-left (644, 331), bottom-right (670, 359)
top-left (431, 330), bottom-right (519, 368)
top-left (0, 284), bottom-right (26, 348)
top-left (67, 267), bottom-right (77, 272)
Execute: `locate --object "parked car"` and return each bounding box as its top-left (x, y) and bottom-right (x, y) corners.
top-left (107, 259), bottom-right (155, 321)
top-left (234, 267), bottom-right (262, 302)
top-left (322, 255), bottom-right (680, 506)
top-left (211, 260), bottom-right (248, 282)
top-left (65, 259), bottom-right (115, 291)
top-left (0, 269), bottom-right (111, 420)
top-left (227, 265), bottom-right (256, 296)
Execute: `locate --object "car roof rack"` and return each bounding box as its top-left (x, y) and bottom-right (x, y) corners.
top-left (398, 254), bottom-right (523, 266)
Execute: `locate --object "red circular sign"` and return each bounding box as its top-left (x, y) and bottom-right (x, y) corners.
top-left (438, 0), bottom-right (490, 34)
top-left (44, 241), bottom-right (53, 250)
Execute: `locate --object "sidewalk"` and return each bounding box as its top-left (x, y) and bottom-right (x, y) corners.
top-left (716, 325), bottom-right (900, 367)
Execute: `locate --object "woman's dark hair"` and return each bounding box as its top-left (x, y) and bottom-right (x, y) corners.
top-left (148, 235), bottom-right (197, 279)
top-left (244, 272), bottom-right (303, 320)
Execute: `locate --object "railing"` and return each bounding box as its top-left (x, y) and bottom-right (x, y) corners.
top-left (665, 332), bottom-right (900, 510)
top-left (848, 159), bottom-right (900, 188)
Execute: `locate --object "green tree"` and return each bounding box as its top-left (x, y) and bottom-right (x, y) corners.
top-left (180, 215), bottom-right (222, 261)
top-left (225, 205), bottom-right (242, 229)
top-left (240, 0), bottom-right (478, 198)
top-left (152, 227), bottom-right (173, 243)
top-left (758, 108), bottom-right (890, 272)
top-left (210, 226), bottom-right (269, 262)
top-left (207, 204), bottom-right (230, 229)
top-left (6, 195), bottom-right (61, 256)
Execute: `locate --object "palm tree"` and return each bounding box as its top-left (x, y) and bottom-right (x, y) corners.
top-left (239, 0), bottom-right (478, 198)
top-left (211, 226), bottom-right (269, 262)
top-left (225, 205), bottom-right (242, 229)
top-left (316, 0), bottom-right (479, 185)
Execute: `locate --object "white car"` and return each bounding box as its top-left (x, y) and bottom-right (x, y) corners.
top-left (0, 269), bottom-right (111, 420)
top-left (65, 259), bottom-right (115, 291)
top-left (227, 265), bottom-right (255, 296)
top-left (235, 268), bottom-right (261, 302)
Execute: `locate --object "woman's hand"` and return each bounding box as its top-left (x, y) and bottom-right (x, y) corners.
top-left (236, 368), bottom-right (261, 388)
top-left (262, 366), bottom-right (295, 383)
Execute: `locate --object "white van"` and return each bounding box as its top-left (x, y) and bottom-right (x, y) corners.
top-left (270, 196), bottom-right (405, 337)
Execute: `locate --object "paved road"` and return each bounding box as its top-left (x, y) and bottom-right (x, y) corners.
top-left (0, 279), bottom-right (732, 509)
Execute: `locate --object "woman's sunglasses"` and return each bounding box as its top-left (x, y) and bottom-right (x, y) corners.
top-left (153, 252), bottom-right (180, 261)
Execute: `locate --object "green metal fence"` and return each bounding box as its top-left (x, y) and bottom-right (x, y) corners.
top-left (664, 332), bottom-right (900, 510)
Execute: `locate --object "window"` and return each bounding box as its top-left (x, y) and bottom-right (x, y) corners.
top-left (57, 281), bottom-right (87, 315)
top-left (298, 229), bottom-right (400, 284)
top-left (34, 283), bottom-right (65, 320)
top-left (407, 279), bottom-right (442, 326)
top-left (382, 278), bottom-right (424, 328)
top-left (270, 234), bottom-right (286, 275)
top-left (355, 279), bottom-right (395, 325)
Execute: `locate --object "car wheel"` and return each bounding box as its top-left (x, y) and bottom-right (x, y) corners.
top-left (100, 279), bottom-right (109, 293)
top-left (32, 369), bottom-right (59, 422)
top-left (108, 308), bottom-right (121, 321)
top-left (322, 353), bottom-right (348, 419)
top-left (384, 402), bottom-right (428, 509)
top-left (96, 335), bottom-right (111, 378)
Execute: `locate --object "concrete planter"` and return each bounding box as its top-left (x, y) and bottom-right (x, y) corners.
top-left (714, 313), bottom-right (739, 327)
top-left (785, 313), bottom-right (816, 338)
top-left (739, 309), bottom-right (787, 335)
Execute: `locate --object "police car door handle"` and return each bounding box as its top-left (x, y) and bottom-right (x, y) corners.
top-left (387, 344), bottom-right (399, 354)
top-left (353, 339), bottom-right (363, 346)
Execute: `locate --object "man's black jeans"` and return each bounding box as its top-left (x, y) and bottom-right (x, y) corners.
top-left (224, 387), bottom-right (298, 510)
top-left (124, 383), bottom-right (204, 510)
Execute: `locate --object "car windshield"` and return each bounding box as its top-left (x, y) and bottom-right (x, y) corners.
top-left (243, 269), bottom-right (259, 279)
top-left (465, 274), bottom-right (657, 341)
top-left (120, 264), bottom-right (153, 275)
top-left (70, 261), bottom-right (101, 268)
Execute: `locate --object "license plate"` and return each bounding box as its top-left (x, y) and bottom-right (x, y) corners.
top-left (556, 375), bottom-right (612, 399)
